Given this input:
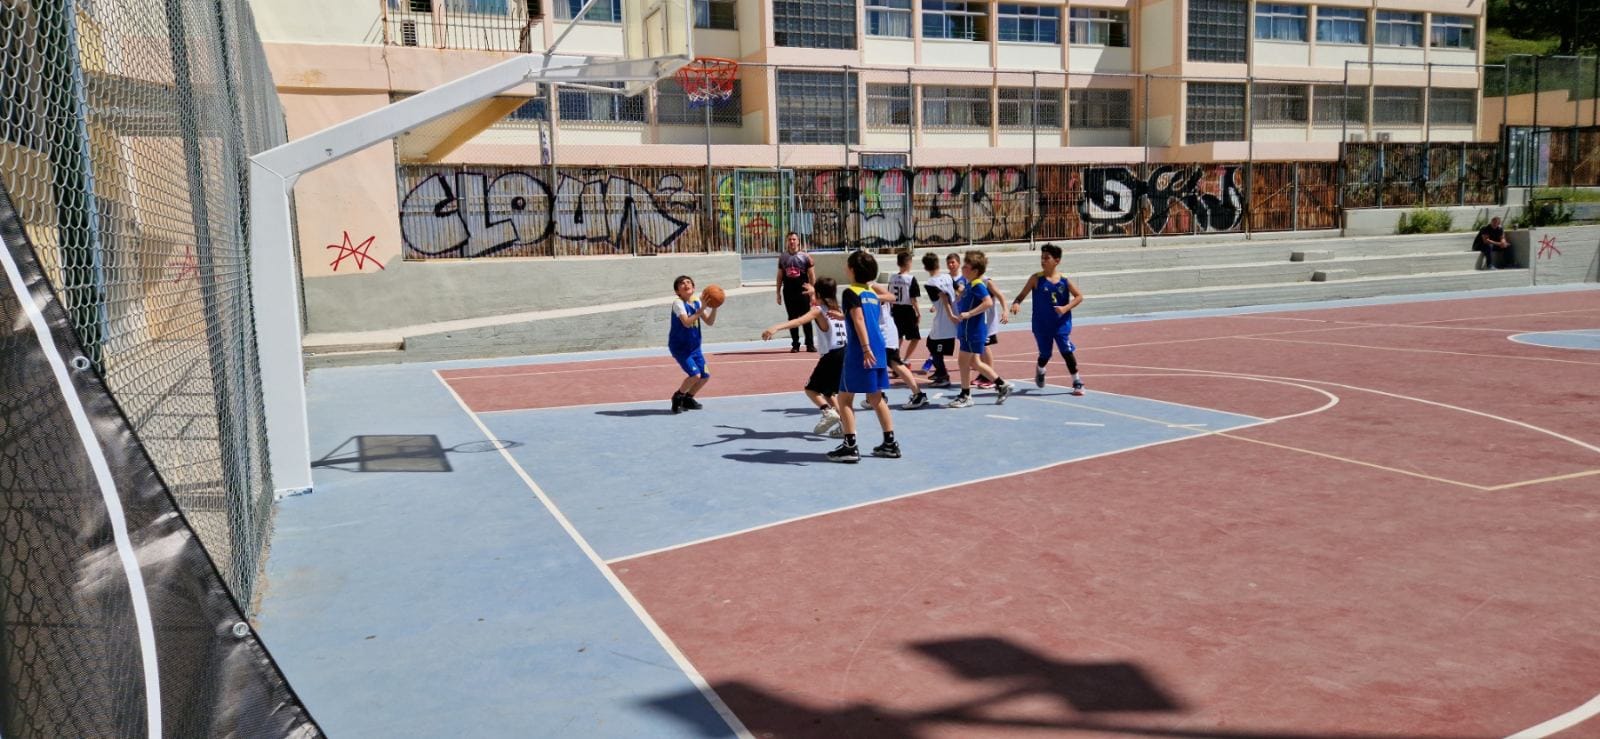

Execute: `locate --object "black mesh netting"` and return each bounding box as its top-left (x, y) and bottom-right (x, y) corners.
top-left (1, 188), bottom-right (319, 736)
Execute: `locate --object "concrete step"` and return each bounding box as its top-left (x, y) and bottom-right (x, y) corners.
top-left (975, 251), bottom-right (1480, 295)
top-left (972, 232), bottom-right (1473, 274)
top-left (1075, 269), bottom-right (1531, 318)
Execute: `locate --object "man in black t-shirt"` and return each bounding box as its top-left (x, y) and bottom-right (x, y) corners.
top-left (1474, 217), bottom-right (1510, 270)
top-left (775, 231), bottom-right (816, 352)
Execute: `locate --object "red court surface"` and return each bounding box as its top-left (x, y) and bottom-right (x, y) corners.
top-left (444, 290), bottom-right (1600, 738)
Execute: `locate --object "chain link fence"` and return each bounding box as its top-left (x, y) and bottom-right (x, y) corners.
top-left (0, 0), bottom-right (285, 602)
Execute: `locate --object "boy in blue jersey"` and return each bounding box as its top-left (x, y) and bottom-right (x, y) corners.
top-left (830, 251), bottom-right (900, 463)
top-left (668, 275), bottom-right (718, 413)
top-left (944, 251), bottom-right (1011, 408)
top-left (1009, 244), bottom-right (1085, 395)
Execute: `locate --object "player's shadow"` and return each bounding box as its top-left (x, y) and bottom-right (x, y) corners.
top-left (596, 409), bottom-right (678, 417)
top-left (721, 448), bottom-right (829, 466)
top-left (312, 435), bottom-right (525, 473)
top-left (694, 425), bottom-right (824, 448)
top-left (761, 407), bottom-right (826, 418)
top-left (639, 636), bottom-right (1430, 738)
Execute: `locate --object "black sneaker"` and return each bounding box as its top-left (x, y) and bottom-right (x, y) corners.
top-left (680, 395), bottom-right (703, 410)
top-left (871, 441), bottom-right (901, 459)
top-left (826, 443), bottom-right (860, 463)
top-left (1034, 365), bottom-right (1046, 388)
top-left (670, 393), bottom-right (684, 414)
top-left (995, 381), bottom-right (1012, 405)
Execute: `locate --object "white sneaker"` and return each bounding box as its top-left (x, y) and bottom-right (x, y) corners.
top-left (948, 394), bottom-right (973, 408)
top-left (829, 426), bottom-right (844, 438)
top-left (901, 392), bottom-right (929, 410)
top-left (860, 396), bottom-right (875, 410)
top-left (813, 408), bottom-right (840, 435)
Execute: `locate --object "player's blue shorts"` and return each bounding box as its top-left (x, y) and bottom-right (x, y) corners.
top-left (957, 321), bottom-right (989, 355)
top-left (839, 364), bottom-right (890, 394)
top-left (672, 348), bottom-right (709, 378)
top-left (1034, 326), bottom-right (1075, 362)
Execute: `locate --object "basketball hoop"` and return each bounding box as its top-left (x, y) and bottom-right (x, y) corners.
top-left (675, 56), bottom-right (738, 107)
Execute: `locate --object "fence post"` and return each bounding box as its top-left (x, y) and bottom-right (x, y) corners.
top-left (1030, 70), bottom-right (1038, 250)
top-left (1142, 73), bottom-right (1151, 246)
top-left (1244, 75), bottom-right (1254, 240)
top-left (1532, 56), bottom-right (1541, 197)
top-left (1458, 140), bottom-right (1467, 205)
top-left (1377, 144), bottom-right (1385, 209)
top-left (1291, 163), bottom-right (1300, 231)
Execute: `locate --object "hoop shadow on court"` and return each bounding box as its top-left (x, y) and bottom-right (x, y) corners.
top-left (312, 434), bottom-right (523, 473)
top-left (695, 425), bottom-right (832, 465)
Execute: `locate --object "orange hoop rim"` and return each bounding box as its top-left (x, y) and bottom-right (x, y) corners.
top-left (676, 56), bottom-right (739, 105)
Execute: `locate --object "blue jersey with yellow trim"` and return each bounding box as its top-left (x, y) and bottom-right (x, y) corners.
top-left (1031, 273), bottom-right (1074, 335)
top-left (668, 298), bottom-right (702, 355)
top-left (840, 284), bottom-right (886, 369)
top-left (956, 279), bottom-right (990, 335)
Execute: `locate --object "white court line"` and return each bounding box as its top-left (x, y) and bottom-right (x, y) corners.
top-left (434, 370), bottom-right (753, 739)
top-left (477, 389), bottom-right (799, 415)
top-left (1063, 422), bottom-right (1106, 427)
top-left (445, 354), bottom-right (812, 381)
top-left (1508, 329), bottom-right (1600, 350)
top-left (2, 230), bottom-right (162, 736)
top-left (1412, 307), bottom-right (1600, 326)
top-left (987, 414), bottom-right (1020, 421)
top-left (1242, 336), bottom-right (1600, 367)
top-left (1506, 693), bottom-right (1600, 738)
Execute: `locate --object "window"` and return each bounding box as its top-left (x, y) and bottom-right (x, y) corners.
top-left (657, 79), bottom-right (742, 125)
top-left (1188, 0), bottom-right (1248, 63)
top-left (1255, 4), bottom-right (1307, 41)
top-left (922, 86), bottom-right (991, 128)
top-left (776, 70), bottom-right (858, 144)
top-left (1186, 82), bottom-right (1246, 142)
top-left (1252, 83), bottom-right (1308, 124)
top-left (1315, 6), bottom-right (1365, 44)
top-left (1374, 10), bottom-right (1422, 47)
top-left (1429, 88), bottom-right (1475, 125)
top-left (999, 5), bottom-right (1060, 44)
top-left (447, 0), bottom-right (509, 13)
top-left (506, 97), bottom-right (547, 123)
top-left (554, 0), bottom-right (619, 21)
top-left (1372, 86), bottom-right (1422, 124)
top-left (1312, 84), bottom-right (1364, 125)
top-left (1069, 88), bottom-right (1131, 129)
top-left (1430, 15), bottom-right (1474, 49)
top-left (774, 0), bottom-right (856, 48)
top-left (694, 0), bottom-right (736, 29)
top-left (923, 1), bottom-right (987, 41)
top-left (1068, 8), bottom-right (1129, 47)
top-left (999, 88), bottom-right (1062, 127)
top-left (867, 85), bottom-right (912, 127)
top-left (558, 83), bottom-right (646, 122)
top-left (866, 0), bottom-right (912, 37)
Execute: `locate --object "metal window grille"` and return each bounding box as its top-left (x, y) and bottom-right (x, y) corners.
top-left (558, 83), bottom-right (647, 122)
top-left (998, 87), bottom-right (1062, 128)
top-left (1187, 0), bottom-right (1248, 63)
top-left (866, 0), bottom-right (912, 37)
top-left (657, 79), bottom-right (742, 125)
top-left (1253, 83), bottom-right (1309, 124)
top-left (776, 70), bottom-right (859, 143)
top-left (774, 0), bottom-right (856, 48)
top-left (1254, 3), bottom-right (1308, 42)
top-left (693, 0), bottom-right (737, 29)
top-left (1186, 82), bottom-right (1247, 142)
top-left (496, 96), bottom-right (548, 128)
top-left (922, 0), bottom-right (988, 41)
top-left (1312, 84), bottom-right (1364, 125)
top-left (922, 86), bottom-right (992, 128)
top-left (1069, 88), bottom-right (1132, 128)
top-left (1373, 86), bottom-right (1423, 124)
top-left (1315, 6), bottom-right (1366, 44)
top-left (554, 0), bottom-right (620, 22)
top-left (1428, 88), bottom-right (1476, 126)
top-left (1429, 14), bottom-right (1474, 49)
top-left (1374, 11), bottom-right (1423, 47)
top-left (1068, 8), bottom-right (1128, 47)
top-left (998, 5), bottom-right (1060, 44)
top-left (866, 84), bottom-right (912, 127)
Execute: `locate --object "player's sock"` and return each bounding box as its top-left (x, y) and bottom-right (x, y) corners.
top-left (883, 431), bottom-right (895, 444)
top-left (844, 433), bottom-right (857, 447)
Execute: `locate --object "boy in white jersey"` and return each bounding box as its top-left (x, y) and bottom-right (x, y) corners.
top-left (975, 276), bottom-right (1007, 388)
top-left (763, 278), bottom-right (848, 433)
top-left (921, 252), bottom-right (956, 387)
top-left (870, 281), bottom-right (929, 409)
top-left (887, 250), bottom-right (922, 368)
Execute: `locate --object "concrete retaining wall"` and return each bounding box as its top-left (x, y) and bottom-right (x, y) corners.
top-left (302, 252), bottom-right (740, 333)
top-left (1519, 225), bottom-right (1600, 285)
top-left (1342, 205), bottom-right (1520, 237)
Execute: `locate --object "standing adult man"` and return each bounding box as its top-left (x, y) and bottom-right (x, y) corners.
top-left (1474, 216), bottom-right (1511, 270)
top-left (776, 231), bottom-right (817, 352)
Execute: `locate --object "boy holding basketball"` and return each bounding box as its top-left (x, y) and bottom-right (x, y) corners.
top-left (1009, 243), bottom-right (1085, 395)
top-left (945, 251), bottom-right (1011, 407)
top-left (668, 275), bottom-right (718, 413)
top-left (831, 251), bottom-right (900, 463)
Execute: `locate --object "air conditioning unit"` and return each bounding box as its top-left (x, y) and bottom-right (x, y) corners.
top-left (1376, 131), bottom-right (1393, 142)
top-left (1348, 133), bottom-right (1365, 142)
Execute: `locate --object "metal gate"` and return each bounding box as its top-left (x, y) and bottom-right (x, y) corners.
top-left (719, 168), bottom-right (794, 255)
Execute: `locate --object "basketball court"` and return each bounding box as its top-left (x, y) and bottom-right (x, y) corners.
top-left (255, 284), bottom-right (1600, 738)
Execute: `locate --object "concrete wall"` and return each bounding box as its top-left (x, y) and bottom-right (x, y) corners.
top-left (1342, 205), bottom-right (1521, 237)
top-left (1518, 225), bottom-right (1600, 285)
top-left (302, 252), bottom-right (740, 334)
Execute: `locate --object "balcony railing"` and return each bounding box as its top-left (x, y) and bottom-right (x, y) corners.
top-left (381, 0), bottom-right (540, 52)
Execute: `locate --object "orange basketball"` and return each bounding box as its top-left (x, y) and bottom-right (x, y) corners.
top-left (701, 284), bottom-right (726, 308)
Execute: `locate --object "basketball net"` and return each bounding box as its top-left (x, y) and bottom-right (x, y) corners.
top-left (675, 56), bottom-right (738, 107)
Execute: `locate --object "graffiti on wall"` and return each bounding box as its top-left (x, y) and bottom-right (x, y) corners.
top-left (1079, 165), bottom-right (1244, 235)
top-left (400, 169), bottom-right (700, 257)
top-left (327, 231), bottom-right (384, 272)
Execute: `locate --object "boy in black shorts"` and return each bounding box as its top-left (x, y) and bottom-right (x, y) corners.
top-left (887, 250), bottom-right (921, 368)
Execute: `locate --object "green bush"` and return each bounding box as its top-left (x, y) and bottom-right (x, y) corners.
top-left (1532, 188), bottom-right (1600, 204)
top-left (1512, 199), bottom-right (1574, 229)
top-left (1396, 208), bottom-right (1454, 235)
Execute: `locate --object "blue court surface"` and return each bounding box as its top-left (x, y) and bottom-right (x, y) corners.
top-left (1509, 329), bottom-right (1600, 351)
top-left (479, 389), bottom-right (1262, 561)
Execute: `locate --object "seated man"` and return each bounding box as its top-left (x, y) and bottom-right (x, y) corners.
top-left (1474, 216), bottom-right (1511, 270)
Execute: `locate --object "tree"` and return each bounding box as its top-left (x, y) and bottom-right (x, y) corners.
top-left (1497, 0), bottom-right (1600, 55)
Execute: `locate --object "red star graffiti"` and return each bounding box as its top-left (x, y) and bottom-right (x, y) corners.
top-left (168, 246), bottom-right (198, 284)
top-left (327, 231), bottom-right (384, 272)
top-left (1538, 234), bottom-right (1561, 260)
